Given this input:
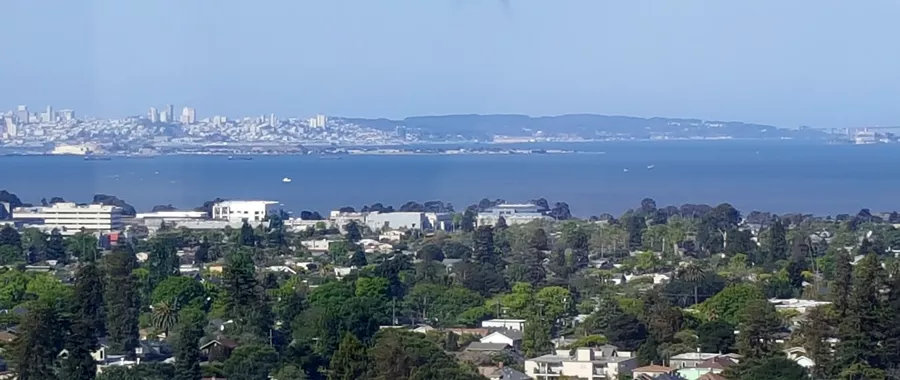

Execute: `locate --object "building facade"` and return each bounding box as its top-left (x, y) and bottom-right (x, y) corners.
top-left (478, 203), bottom-right (551, 226)
top-left (525, 347), bottom-right (637, 380)
top-left (211, 200), bottom-right (281, 222)
top-left (12, 202), bottom-right (124, 235)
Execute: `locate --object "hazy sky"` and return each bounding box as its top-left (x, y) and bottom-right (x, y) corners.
top-left (3, 0), bottom-right (900, 127)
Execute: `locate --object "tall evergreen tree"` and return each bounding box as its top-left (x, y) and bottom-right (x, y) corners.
top-left (766, 219), bottom-right (788, 266)
top-left (148, 237), bottom-right (178, 288)
top-left (736, 299), bottom-right (782, 359)
top-left (75, 263), bottom-right (106, 337)
top-left (832, 249), bottom-right (853, 318)
top-left (10, 301), bottom-right (66, 380)
top-left (328, 333), bottom-right (369, 380)
top-left (223, 248), bottom-right (272, 337)
top-left (60, 311), bottom-right (98, 380)
top-left (239, 221), bottom-right (256, 247)
top-left (522, 316), bottom-right (553, 357)
top-left (473, 226), bottom-right (498, 265)
top-left (834, 254), bottom-right (885, 372)
top-left (104, 250), bottom-right (139, 357)
top-left (174, 308), bottom-right (206, 380)
top-left (45, 229), bottom-right (67, 261)
top-left (882, 272), bottom-right (900, 368)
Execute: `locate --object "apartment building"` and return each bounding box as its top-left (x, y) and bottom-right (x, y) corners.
top-left (525, 346), bottom-right (638, 380)
top-left (478, 203), bottom-right (552, 226)
top-left (12, 202), bottom-right (124, 235)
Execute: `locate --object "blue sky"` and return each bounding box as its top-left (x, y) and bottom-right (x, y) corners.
top-left (3, 0), bottom-right (900, 127)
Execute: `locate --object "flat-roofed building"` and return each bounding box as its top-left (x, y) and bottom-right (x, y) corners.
top-left (12, 202), bottom-right (124, 235)
top-left (478, 203), bottom-right (552, 226)
top-left (211, 200), bottom-right (280, 222)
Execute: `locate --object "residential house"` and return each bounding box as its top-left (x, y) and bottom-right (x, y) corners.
top-left (783, 347), bottom-right (815, 369)
top-left (525, 347), bottom-right (637, 380)
top-left (301, 239), bottom-right (339, 253)
top-left (479, 364), bottom-right (531, 380)
top-left (411, 324), bottom-right (436, 334)
top-left (669, 353), bottom-right (733, 369)
top-left (479, 329), bottom-right (523, 349)
top-left (379, 230), bottom-right (406, 243)
top-left (477, 203), bottom-right (552, 226)
top-left (632, 364), bottom-right (677, 378)
top-left (444, 327), bottom-right (491, 337)
top-left (481, 319), bottom-right (527, 331)
top-left (200, 338), bottom-right (239, 362)
top-left (697, 374), bottom-right (727, 380)
top-left (466, 342), bottom-right (511, 353)
top-left (676, 357), bottom-right (736, 380)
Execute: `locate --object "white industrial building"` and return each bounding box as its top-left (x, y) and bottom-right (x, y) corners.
top-left (477, 203), bottom-right (552, 226)
top-left (211, 200), bottom-right (281, 222)
top-left (135, 210), bottom-right (207, 222)
top-left (328, 210), bottom-right (454, 232)
top-left (12, 202), bottom-right (124, 235)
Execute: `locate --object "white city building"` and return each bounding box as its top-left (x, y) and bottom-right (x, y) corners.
top-left (211, 200), bottom-right (281, 222)
top-left (12, 202), bottom-right (124, 235)
top-left (525, 347), bottom-right (637, 380)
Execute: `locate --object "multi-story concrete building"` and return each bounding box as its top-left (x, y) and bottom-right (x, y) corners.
top-left (211, 200), bottom-right (281, 222)
top-left (525, 346), bottom-right (637, 380)
top-left (329, 210), bottom-right (453, 232)
top-left (12, 202), bottom-right (124, 235)
top-left (478, 203), bottom-right (552, 226)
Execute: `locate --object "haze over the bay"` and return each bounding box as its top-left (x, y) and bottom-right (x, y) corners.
top-left (2, 1), bottom-right (900, 128)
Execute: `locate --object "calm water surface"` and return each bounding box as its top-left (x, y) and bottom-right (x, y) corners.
top-left (2, 141), bottom-right (898, 216)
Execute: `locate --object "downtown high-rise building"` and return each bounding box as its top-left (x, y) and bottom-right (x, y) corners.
top-left (45, 105), bottom-right (54, 123)
top-left (149, 107), bottom-right (159, 123)
top-left (16, 105), bottom-right (28, 124)
top-left (160, 111), bottom-right (169, 123)
top-left (180, 107), bottom-right (196, 124)
top-left (316, 114), bottom-right (327, 128)
top-left (166, 104), bottom-right (175, 120)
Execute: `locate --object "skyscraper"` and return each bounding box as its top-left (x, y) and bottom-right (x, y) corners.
top-left (160, 111), bottom-right (169, 123)
top-left (181, 107), bottom-right (196, 124)
top-left (316, 114), bottom-right (327, 128)
top-left (166, 104), bottom-right (175, 121)
top-left (16, 106), bottom-right (28, 124)
top-left (45, 106), bottom-right (54, 123)
top-left (149, 107), bottom-right (159, 123)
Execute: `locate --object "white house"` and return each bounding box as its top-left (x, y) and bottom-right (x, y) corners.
top-left (479, 330), bottom-right (523, 348)
top-left (481, 319), bottom-right (526, 331)
top-left (211, 200), bottom-right (280, 222)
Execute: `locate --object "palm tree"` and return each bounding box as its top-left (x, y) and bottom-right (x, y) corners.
top-left (678, 263), bottom-right (706, 305)
top-left (150, 300), bottom-right (180, 337)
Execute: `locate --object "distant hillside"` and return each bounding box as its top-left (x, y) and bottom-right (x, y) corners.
top-left (338, 114), bottom-right (826, 141)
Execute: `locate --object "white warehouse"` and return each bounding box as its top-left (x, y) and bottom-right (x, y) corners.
top-left (212, 200), bottom-right (281, 222)
top-left (12, 202), bottom-right (124, 235)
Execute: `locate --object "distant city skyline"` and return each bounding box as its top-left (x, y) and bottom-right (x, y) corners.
top-left (2, 1), bottom-right (900, 128)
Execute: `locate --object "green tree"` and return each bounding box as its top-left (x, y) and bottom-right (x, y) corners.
top-left (151, 300), bottom-right (180, 336)
top-left (151, 276), bottom-right (206, 307)
top-left (472, 226), bottom-right (498, 266)
top-left (173, 308), bottom-right (206, 380)
top-left (677, 263), bottom-right (705, 305)
top-left (764, 219), bottom-right (788, 266)
top-left (223, 248), bottom-right (272, 337)
top-left (45, 229), bottom-right (67, 261)
top-left (724, 356), bottom-right (808, 380)
top-left (67, 231), bottom-right (99, 262)
top-left (329, 333), bottom-right (369, 380)
top-left (697, 320), bottom-right (735, 353)
top-left (61, 269), bottom-right (102, 380)
top-left (73, 260), bottom-right (106, 338)
top-left (697, 283), bottom-right (765, 325)
top-left (147, 237), bottom-right (178, 288)
top-left (736, 299), bottom-right (782, 359)
top-left (239, 221), bottom-right (256, 247)
top-left (349, 250), bottom-right (367, 267)
top-left (0, 225), bottom-right (23, 264)
top-left (223, 344), bottom-right (279, 380)
top-left (522, 316), bottom-right (553, 357)
top-left (832, 249), bottom-right (853, 318)
top-left (104, 250), bottom-right (139, 357)
top-left (834, 254), bottom-right (884, 373)
top-left (345, 221), bottom-right (363, 243)
top-left (10, 301), bottom-right (66, 380)
top-left (274, 365), bottom-right (308, 380)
